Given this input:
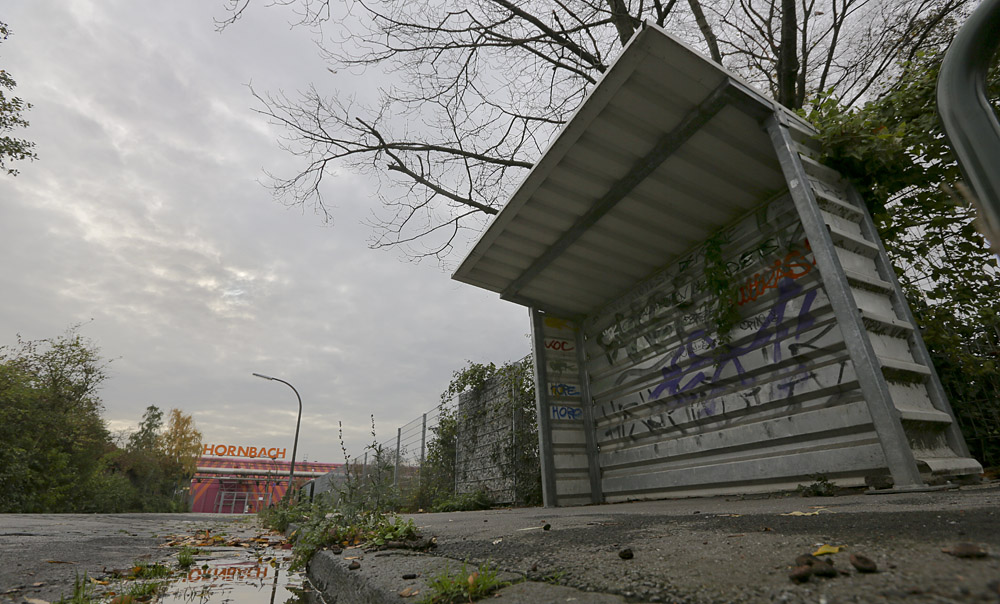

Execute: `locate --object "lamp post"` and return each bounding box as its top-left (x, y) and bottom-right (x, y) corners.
top-left (252, 372), bottom-right (302, 498)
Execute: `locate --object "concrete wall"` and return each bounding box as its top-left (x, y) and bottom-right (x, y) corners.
top-left (455, 379), bottom-right (516, 502)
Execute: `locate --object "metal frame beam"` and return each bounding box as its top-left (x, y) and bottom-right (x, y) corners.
top-left (575, 328), bottom-right (603, 503)
top-left (530, 307), bottom-right (559, 507)
top-left (764, 112), bottom-right (924, 488)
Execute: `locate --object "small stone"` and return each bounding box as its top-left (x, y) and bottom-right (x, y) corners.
top-left (942, 543), bottom-right (988, 558)
top-left (810, 560), bottom-right (838, 578)
top-left (849, 553), bottom-right (878, 573)
top-left (402, 573), bottom-right (417, 580)
top-left (348, 560), bottom-right (361, 570)
top-left (530, 563), bottom-right (538, 572)
top-left (789, 565), bottom-right (812, 583)
top-left (794, 554), bottom-right (819, 567)
top-left (619, 548), bottom-right (634, 560)
top-left (542, 523), bottom-right (551, 531)
top-left (331, 547), bottom-right (343, 555)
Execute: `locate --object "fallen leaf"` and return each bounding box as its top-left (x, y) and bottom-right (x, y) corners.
top-left (399, 587), bottom-right (419, 597)
top-left (89, 577), bottom-right (110, 585)
top-left (781, 507), bottom-right (834, 517)
top-left (942, 543), bottom-right (988, 558)
top-left (812, 544), bottom-right (845, 556)
top-left (492, 538), bottom-right (503, 545)
top-left (46, 560), bottom-right (75, 564)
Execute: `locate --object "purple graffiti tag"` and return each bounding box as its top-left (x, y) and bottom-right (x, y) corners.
top-left (650, 278), bottom-right (817, 407)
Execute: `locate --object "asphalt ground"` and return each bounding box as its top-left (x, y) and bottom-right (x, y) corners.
top-left (2, 483), bottom-right (999, 603)
top-left (309, 482), bottom-right (1000, 604)
top-left (0, 513), bottom-right (248, 603)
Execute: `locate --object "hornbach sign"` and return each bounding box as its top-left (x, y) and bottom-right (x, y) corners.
top-left (202, 444), bottom-right (286, 459)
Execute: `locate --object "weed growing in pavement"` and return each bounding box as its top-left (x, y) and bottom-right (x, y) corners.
top-left (796, 475), bottom-right (837, 497)
top-left (259, 417), bottom-right (425, 572)
top-left (289, 507), bottom-right (419, 570)
top-left (418, 561), bottom-right (511, 604)
top-left (54, 572), bottom-right (95, 604)
top-left (430, 489), bottom-right (492, 513)
top-left (126, 579), bottom-right (167, 600)
top-left (176, 546), bottom-right (198, 568)
top-left (130, 561), bottom-right (172, 579)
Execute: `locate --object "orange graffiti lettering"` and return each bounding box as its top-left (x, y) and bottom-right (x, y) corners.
top-left (738, 246), bottom-right (815, 306)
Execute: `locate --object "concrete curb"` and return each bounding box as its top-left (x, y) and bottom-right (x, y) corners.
top-left (306, 546), bottom-right (628, 603)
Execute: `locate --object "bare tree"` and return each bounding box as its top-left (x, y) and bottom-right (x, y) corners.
top-left (219, 0), bottom-right (973, 261)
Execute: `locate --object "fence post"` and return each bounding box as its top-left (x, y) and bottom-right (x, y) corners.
top-left (394, 427), bottom-right (401, 487)
top-left (420, 413), bottom-right (427, 476)
top-left (511, 376), bottom-right (517, 505)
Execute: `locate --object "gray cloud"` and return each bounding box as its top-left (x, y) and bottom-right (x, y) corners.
top-left (1, 0), bottom-right (530, 460)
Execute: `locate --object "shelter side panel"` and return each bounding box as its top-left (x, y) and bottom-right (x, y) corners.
top-left (582, 194), bottom-right (889, 500)
top-left (539, 315), bottom-right (594, 504)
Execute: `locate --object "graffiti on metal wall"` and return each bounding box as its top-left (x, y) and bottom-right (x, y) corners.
top-left (594, 197), bottom-right (809, 366)
top-left (551, 405), bottom-right (583, 420)
top-left (544, 337), bottom-right (575, 352)
top-left (598, 277), bottom-right (849, 442)
top-left (550, 382), bottom-right (581, 397)
top-left (547, 359), bottom-right (578, 375)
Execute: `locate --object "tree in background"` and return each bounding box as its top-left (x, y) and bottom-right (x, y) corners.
top-left (161, 407), bottom-right (204, 479)
top-left (219, 0), bottom-right (970, 259)
top-left (808, 49), bottom-right (1000, 466)
top-left (0, 21), bottom-right (37, 176)
top-left (118, 405), bottom-right (203, 511)
top-left (0, 328), bottom-right (205, 512)
top-left (0, 328), bottom-right (111, 512)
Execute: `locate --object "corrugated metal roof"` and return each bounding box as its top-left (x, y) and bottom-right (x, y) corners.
top-left (453, 23), bottom-right (814, 319)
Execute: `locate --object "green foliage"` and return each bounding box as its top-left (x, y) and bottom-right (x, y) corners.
top-left (258, 495), bottom-right (312, 533)
top-left (0, 328), bottom-right (112, 512)
top-left (0, 21), bottom-right (37, 176)
top-left (796, 475), bottom-right (837, 497)
top-left (418, 561), bottom-right (511, 604)
top-left (441, 361), bottom-right (498, 403)
top-left (703, 232), bottom-right (740, 345)
top-left (431, 357), bottom-right (541, 508)
top-left (405, 407), bottom-right (459, 511)
top-left (54, 573), bottom-right (95, 604)
top-left (286, 499), bottom-right (419, 570)
top-left (0, 328), bottom-right (202, 512)
top-left (431, 489), bottom-right (492, 513)
top-left (126, 580), bottom-right (167, 599)
top-left (131, 561), bottom-right (172, 579)
top-left (176, 547), bottom-right (197, 569)
top-left (807, 50), bottom-right (1000, 467)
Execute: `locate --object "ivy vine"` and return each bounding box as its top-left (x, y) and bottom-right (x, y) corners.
top-left (703, 232), bottom-right (741, 345)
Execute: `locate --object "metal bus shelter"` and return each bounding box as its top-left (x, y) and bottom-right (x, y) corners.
top-left (453, 23), bottom-right (982, 507)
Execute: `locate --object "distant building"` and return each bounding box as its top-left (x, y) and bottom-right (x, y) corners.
top-left (190, 443), bottom-right (340, 513)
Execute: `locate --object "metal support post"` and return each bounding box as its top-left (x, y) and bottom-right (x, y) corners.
top-left (394, 427), bottom-right (402, 487)
top-left (530, 307), bottom-right (559, 507)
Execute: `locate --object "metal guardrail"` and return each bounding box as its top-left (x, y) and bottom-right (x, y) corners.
top-left (937, 0), bottom-right (1000, 244)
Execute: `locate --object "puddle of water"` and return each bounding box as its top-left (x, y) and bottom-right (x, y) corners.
top-left (158, 548), bottom-right (324, 604)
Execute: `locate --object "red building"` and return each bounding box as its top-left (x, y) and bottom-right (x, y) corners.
top-left (190, 444), bottom-right (340, 513)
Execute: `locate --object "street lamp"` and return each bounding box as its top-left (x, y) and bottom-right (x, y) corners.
top-left (252, 372), bottom-right (302, 498)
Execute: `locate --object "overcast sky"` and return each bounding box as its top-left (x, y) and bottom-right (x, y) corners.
top-left (0, 1), bottom-right (530, 461)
